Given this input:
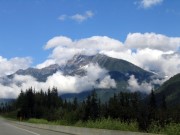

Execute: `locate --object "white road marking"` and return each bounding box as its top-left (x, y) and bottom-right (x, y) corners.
top-left (6, 123), bottom-right (40, 135)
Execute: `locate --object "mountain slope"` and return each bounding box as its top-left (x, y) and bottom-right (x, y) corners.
top-left (91, 54), bottom-right (153, 82)
top-left (8, 54), bottom-right (153, 83)
top-left (8, 64), bottom-right (61, 82)
top-left (1, 53), bottom-right (156, 101)
top-left (155, 73), bottom-right (180, 106)
top-left (64, 54), bottom-right (154, 81)
top-left (61, 54), bottom-right (155, 101)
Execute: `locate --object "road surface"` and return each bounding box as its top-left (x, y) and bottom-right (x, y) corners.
top-left (0, 117), bottom-right (72, 135)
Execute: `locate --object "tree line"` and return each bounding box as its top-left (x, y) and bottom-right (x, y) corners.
top-left (1, 87), bottom-right (179, 131)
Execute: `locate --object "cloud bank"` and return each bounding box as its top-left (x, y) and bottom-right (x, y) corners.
top-left (42, 33), bottom-right (180, 78)
top-left (40, 32), bottom-right (180, 94)
top-left (0, 64), bottom-right (116, 98)
top-left (1, 32), bottom-right (180, 98)
top-left (0, 56), bottom-right (32, 77)
top-left (125, 33), bottom-right (180, 51)
top-left (41, 36), bottom-right (124, 66)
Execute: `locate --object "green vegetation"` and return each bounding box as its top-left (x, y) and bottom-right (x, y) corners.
top-left (75, 118), bottom-right (138, 131)
top-left (1, 110), bottom-right (17, 120)
top-left (162, 123), bottom-right (180, 135)
top-left (26, 118), bottom-right (180, 135)
top-left (27, 118), bottom-right (138, 131)
top-left (28, 118), bottom-right (48, 124)
top-left (156, 73), bottom-right (180, 105)
top-left (0, 87), bottom-right (179, 134)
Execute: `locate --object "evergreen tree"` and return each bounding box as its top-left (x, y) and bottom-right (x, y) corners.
top-left (148, 90), bottom-right (157, 121)
top-left (149, 90), bottom-right (157, 109)
top-left (90, 90), bottom-right (99, 120)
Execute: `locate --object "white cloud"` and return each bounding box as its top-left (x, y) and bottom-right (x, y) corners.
top-left (0, 64), bottom-right (116, 98)
top-left (97, 76), bottom-right (116, 89)
top-left (45, 64), bottom-right (116, 93)
top-left (0, 56), bottom-right (32, 77)
top-left (41, 33), bottom-right (180, 78)
top-left (71, 10), bottom-right (94, 23)
top-left (58, 14), bottom-right (67, 21)
top-left (102, 48), bottom-right (180, 78)
top-left (127, 75), bottom-right (153, 93)
top-left (125, 33), bottom-right (180, 51)
top-left (2, 32), bottom-right (180, 98)
top-left (0, 84), bottom-right (20, 99)
top-left (43, 36), bottom-right (124, 65)
top-left (58, 10), bottom-right (94, 23)
top-left (36, 59), bottom-right (56, 69)
top-left (44, 36), bottom-right (72, 49)
top-left (138, 0), bottom-right (164, 8)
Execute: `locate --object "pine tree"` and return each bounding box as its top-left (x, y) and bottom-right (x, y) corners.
top-left (149, 90), bottom-right (157, 109)
top-left (90, 90), bottom-right (98, 120)
top-left (148, 90), bottom-right (157, 123)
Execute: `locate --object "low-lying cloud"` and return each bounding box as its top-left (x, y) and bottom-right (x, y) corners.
top-left (0, 56), bottom-right (32, 77)
top-left (127, 75), bottom-right (153, 94)
top-left (0, 64), bottom-right (116, 98)
top-left (127, 74), bottom-right (167, 94)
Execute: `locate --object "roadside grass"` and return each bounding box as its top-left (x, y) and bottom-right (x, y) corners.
top-left (75, 118), bottom-right (138, 132)
top-left (2, 116), bottom-right (179, 135)
top-left (28, 118), bottom-right (48, 124)
top-left (162, 123), bottom-right (180, 135)
top-left (27, 118), bottom-right (180, 135)
top-left (27, 118), bottom-right (138, 132)
top-left (0, 110), bottom-right (18, 120)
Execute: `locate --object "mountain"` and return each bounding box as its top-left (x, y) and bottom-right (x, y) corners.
top-left (8, 54), bottom-right (154, 83)
top-left (155, 73), bottom-right (180, 106)
top-left (8, 64), bottom-right (61, 82)
top-left (61, 54), bottom-right (155, 101)
top-left (64, 54), bottom-right (154, 80)
top-left (92, 54), bottom-right (154, 82)
top-left (1, 53), bottom-right (156, 101)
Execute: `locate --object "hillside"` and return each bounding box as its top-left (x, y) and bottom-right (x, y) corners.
top-left (1, 54), bottom-right (156, 101)
top-left (155, 73), bottom-right (180, 106)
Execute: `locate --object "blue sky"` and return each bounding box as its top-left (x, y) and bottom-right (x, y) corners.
top-left (1, 0), bottom-right (180, 98)
top-left (0, 0), bottom-right (180, 65)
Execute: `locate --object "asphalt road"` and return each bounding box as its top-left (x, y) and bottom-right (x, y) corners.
top-left (0, 118), bottom-right (72, 135)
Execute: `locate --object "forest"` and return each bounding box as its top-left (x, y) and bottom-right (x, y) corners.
top-left (0, 87), bottom-right (180, 133)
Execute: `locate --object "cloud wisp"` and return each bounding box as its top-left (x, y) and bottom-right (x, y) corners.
top-left (58, 11), bottom-right (94, 23)
top-left (137, 0), bottom-right (164, 9)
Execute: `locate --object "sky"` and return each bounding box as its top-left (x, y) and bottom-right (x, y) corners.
top-left (1, 0), bottom-right (180, 98)
top-left (0, 0), bottom-right (180, 64)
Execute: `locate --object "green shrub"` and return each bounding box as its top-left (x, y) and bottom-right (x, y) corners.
top-left (28, 118), bottom-right (48, 124)
top-left (75, 118), bottom-right (138, 132)
top-left (163, 123), bottom-right (180, 135)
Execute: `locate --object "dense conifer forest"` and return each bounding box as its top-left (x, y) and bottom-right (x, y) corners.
top-left (0, 87), bottom-right (179, 133)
